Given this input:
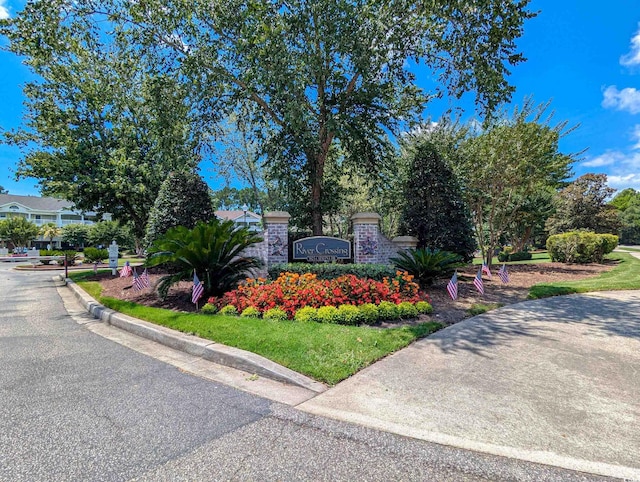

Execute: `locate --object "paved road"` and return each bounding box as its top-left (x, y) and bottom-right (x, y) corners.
top-left (0, 264), bottom-right (618, 481)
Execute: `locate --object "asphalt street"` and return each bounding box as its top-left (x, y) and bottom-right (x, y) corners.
top-left (0, 263), bottom-right (618, 481)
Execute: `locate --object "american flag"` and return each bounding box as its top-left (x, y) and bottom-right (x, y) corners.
top-left (473, 267), bottom-right (485, 295)
top-left (93, 263), bottom-right (98, 274)
top-left (482, 262), bottom-right (492, 279)
top-left (119, 261), bottom-right (132, 278)
top-left (140, 268), bottom-right (151, 288)
top-left (446, 271), bottom-right (458, 300)
top-left (498, 263), bottom-right (510, 284)
top-left (192, 271), bottom-right (204, 305)
top-left (132, 268), bottom-right (144, 291)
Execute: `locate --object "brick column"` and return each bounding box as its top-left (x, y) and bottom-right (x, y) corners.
top-left (262, 211), bottom-right (290, 266)
top-left (392, 236), bottom-right (418, 253)
top-left (351, 212), bottom-right (381, 264)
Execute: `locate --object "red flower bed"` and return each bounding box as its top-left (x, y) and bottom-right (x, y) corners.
top-left (210, 271), bottom-right (429, 318)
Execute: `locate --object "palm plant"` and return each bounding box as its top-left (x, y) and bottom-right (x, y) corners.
top-left (391, 248), bottom-right (463, 287)
top-left (146, 219), bottom-right (264, 299)
top-left (40, 223), bottom-right (61, 249)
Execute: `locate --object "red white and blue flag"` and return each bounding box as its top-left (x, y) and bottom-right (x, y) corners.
top-left (119, 261), bottom-right (132, 278)
top-left (132, 268), bottom-right (144, 291)
top-left (498, 263), bottom-right (510, 284)
top-left (140, 268), bottom-right (151, 288)
top-left (473, 267), bottom-right (485, 295)
top-left (192, 271), bottom-right (204, 305)
top-left (446, 271), bottom-right (458, 300)
top-left (482, 262), bottom-right (492, 279)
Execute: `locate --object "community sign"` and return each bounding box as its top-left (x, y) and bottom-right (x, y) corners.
top-left (293, 236), bottom-right (351, 262)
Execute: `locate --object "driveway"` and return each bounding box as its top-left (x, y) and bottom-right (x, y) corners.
top-left (299, 291), bottom-right (640, 480)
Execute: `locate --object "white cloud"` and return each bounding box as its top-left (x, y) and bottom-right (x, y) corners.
top-left (633, 125), bottom-right (640, 150)
top-left (0, 0), bottom-right (9, 20)
top-left (583, 150), bottom-right (640, 191)
top-left (607, 173), bottom-right (640, 191)
top-left (621, 23), bottom-right (640, 67)
top-left (602, 86), bottom-right (640, 114)
top-left (582, 151), bottom-right (623, 167)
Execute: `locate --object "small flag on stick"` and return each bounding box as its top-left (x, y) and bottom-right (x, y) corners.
top-left (446, 271), bottom-right (458, 300)
top-left (132, 268), bottom-right (144, 291)
top-left (140, 268), bottom-right (151, 288)
top-left (482, 262), bottom-right (492, 279)
top-left (473, 267), bottom-right (485, 295)
top-left (498, 263), bottom-right (510, 284)
top-left (192, 271), bottom-right (204, 305)
top-left (93, 263), bottom-right (98, 275)
top-left (119, 261), bottom-right (132, 278)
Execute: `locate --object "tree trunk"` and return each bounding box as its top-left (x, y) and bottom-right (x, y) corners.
top-left (309, 150), bottom-right (326, 236)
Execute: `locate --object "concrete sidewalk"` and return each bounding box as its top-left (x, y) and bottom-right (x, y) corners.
top-left (299, 291), bottom-right (640, 480)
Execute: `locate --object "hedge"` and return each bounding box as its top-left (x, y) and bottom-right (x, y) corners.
top-left (546, 231), bottom-right (618, 263)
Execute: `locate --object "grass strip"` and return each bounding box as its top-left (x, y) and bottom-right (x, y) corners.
top-left (73, 278), bottom-right (441, 385)
top-left (528, 252), bottom-right (640, 299)
top-left (473, 252), bottom-right (551, 266)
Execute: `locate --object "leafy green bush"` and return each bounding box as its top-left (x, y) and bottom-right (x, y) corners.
top-left (415, 301), bottom-right (433, 314)
top-left (391, 248), bottom-right (462, 286)
top-left (397, 301), bottom-right (418, 318)
top-left (294, 306), bottom-right (318, 323)
top-left (200, 303), bottom-right (218, 315)
top-left (57, 250), bottom-right (79, 266)
top-left (358, 303), bottom-right (380, 324)
top-left (377, 301), bottom-right (400, 321)
top-left (337, 304), bottom-right (364, 325)
top-left (508, 251), bottom-right (532, 261)
top-left (83, 247), bottom-right (109, 263)
top-left (240, 306), bottom-right (261, 318)
top-left (146, 219), bottom-right (263, 299)
top-left (219, 305), bottom-right (238, 316)
top-left (316, 306), bottom-right (342, 324)
top-left (40, 249), bottom-right (63, 265)
top-left (267, 263), bottom-right (396, 281)
top-left (547, 231), bottom-right (619, 263)
top-left (263, 307), bottom-right (288, 321)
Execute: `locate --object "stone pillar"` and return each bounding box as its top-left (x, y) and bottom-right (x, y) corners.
top-left (392, 236), bottom-right (418, 253)
top-left (262, 211), bottom-right (290, 266)
top-left (352, 212), bottom-right (381, 264)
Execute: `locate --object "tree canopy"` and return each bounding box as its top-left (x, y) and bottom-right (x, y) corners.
top-left (0, 217), bottom-right (39, 248)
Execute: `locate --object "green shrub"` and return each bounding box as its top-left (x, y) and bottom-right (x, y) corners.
top-left (40, 249), bottom-right (63, 265)
top-left (377, 301), bottom-right (400, 321)
top-left (294, 306), bottom-right (318, 323)
top-left (316, 306), bottom-right (342, 324)
top-left (508, 251), bottom-right (532, 261)
top-left (497, 251), bottom-right (509, 262)
top-left (391, 248), bottom-right (462, 286)
top-left (57, 251), bottom-right (79, 266)
top-left (263, 307), bottom-right (288, 321)
top-left (397, 301), bottom-right (418, 318)
top-left (358, 303), bottom-right (380, 324)
top-left (547, 231), bottom-right (619, 263)
top-left (219, 305), bottom-right (238, 316)
top-left (83, 247), bottom-right (109, 263)
top-left (200, 303), bottom-right (218, 315)
top-left (337, 304), bottom-right (364, 325)
top-left (415, 301), bottom-right (433, 314)
top-left (240, 306), bottom-right (261, 318)
top-left (268, 263), bottom-right (396, 281)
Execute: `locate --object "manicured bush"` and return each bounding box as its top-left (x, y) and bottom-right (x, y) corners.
top-left (316, 306), bottom-right (341, 324)
top-left (293, 306), bottom-right (318, 323)
top-left (240, 306), bottom-right (261, 318)
top-left (40, 249), bottom-right (63, 265)
top-left (57, 250), bottom-right (79, 266)
top-left (397, 301), bottom-right (419, 319)
top-left (391, 248), bottom-right (462, 286)
top-left (268, 263), bottom-right (397, 281)
top-left (200, 303), bottom-right (218, 315)
top-left (358, 303), bottom-right (380, 324)
top-left (263, 307), bottom-right (288, 321)
top-left (337, 304), bottom-right (365, 325)
top-left (507, 251), bottom-right (532, 261)
top-left (415, 301), bottom-right (433, 314)
top-left (83, 247), bottom-right (109, 263)
top-left (547, 231), bottom-right (619, 263)
top-left (377, 301), bottom-right (400, 321)
top-left (219, 305), bottom-right (238, 316)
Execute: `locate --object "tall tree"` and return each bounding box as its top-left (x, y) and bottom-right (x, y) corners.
top-left (546, 173), bottom-right (622, 235)
top-left (40, 223), bottom-right (61, 249)
top-left (0, 2), bottom-right (209, 248)
top-left (0, 217), bottom-right (39, 249)
top-left (84, 0), bottom-right (533, 234)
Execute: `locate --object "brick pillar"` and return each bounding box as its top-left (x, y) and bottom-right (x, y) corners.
top-left (392, 236), bottom-right (418, 253)
top-left (351, 212), bottom-right (381, 264)
top-left (262, 211), bottom-right (290, 266)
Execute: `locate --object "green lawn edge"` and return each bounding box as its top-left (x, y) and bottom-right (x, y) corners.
top-left (72, 276), bottom-right (441, 385)
top-left (528, 252), bottom-right (640, 299)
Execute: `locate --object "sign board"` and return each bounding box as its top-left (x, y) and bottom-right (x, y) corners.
top-left (293, 236), bottom-right (351, 261)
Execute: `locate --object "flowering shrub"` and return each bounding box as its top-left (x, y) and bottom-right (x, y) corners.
top-left (211, 271), bottom-right (427, 319)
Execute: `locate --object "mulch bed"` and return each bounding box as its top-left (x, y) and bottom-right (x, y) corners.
top-left (83, 260), bottom-right (616, 326)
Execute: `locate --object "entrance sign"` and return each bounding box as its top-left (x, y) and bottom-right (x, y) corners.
top-left (293, 236), bottom-right (351, 261)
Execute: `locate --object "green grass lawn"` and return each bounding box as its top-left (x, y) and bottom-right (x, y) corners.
top-left (616, 246), bottom-right (640, 252)
top-left (72, 276), bottom-right (441, 385)
top-left (473, 251), bottom-right (551, 266)
top-left (528, 252), bottom-right (640, 299)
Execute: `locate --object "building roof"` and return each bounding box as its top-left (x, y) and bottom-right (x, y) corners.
top-left (215, 210), bottom-right (261, 222)
top-left (0, 194), bottom-right (75, 212)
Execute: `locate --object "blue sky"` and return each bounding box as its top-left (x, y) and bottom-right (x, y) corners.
top-left (0, 0), bottom-right (639, 197)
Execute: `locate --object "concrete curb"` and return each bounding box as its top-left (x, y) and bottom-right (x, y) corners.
top-left (62, 276), bottom-right (327, 394)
